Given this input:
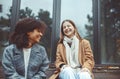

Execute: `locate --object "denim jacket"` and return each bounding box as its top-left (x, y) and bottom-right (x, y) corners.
top-left (2, 44), bottom-right (49, 79)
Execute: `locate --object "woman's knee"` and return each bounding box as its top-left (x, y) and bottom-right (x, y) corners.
top-left (81, 72), bottom-right (90, 76)
top-left (59, 67), bottom-right (75, 79)
top-left (60, 67), bottom-right (74, 74)
top-left (59, 67), bottom-right (75, 78)
top-left (77, 72), bottom-right (92, 79)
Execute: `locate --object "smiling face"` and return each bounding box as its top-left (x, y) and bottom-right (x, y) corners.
top-left (27, 28), bottom-right (43, 45)
top-left (62, 21), bottom-right (75, 38)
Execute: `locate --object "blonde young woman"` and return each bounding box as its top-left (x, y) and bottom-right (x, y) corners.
top-left (49, 19), bottom-right (95, 79)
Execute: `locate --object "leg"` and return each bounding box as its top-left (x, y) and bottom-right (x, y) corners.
top-left (77, 72), bottom-right (92, 79)
top-left (59, 67), bottom-right (76, 79)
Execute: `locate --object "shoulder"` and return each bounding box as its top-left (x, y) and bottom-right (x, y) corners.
top-left (57, 43), bottom-right (64, 48)
top-left (3, 44), bottom-right (16, 56)
top-left (32, 44), bottom-right (46, 53)
top-left (81, 39), bottom-right (90, 44)
top-left (80, 39), bottom-right (91, 47)
top-left (33, 44), bottom-right (48, 58)
top-left (4, 44), bottom-right (16, 51)
top-left (33, 44), bottom-right (45, 49)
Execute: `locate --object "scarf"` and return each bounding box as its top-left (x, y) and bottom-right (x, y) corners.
top-left (63, 35), bottom-right (80, 68)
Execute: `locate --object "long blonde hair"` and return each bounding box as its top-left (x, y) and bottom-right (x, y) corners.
top-left (58, 19), bottom-right (82, 44)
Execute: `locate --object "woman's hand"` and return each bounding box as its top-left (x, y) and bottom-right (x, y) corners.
top-left (81, 68), bottom-right (90, 72)
top-left (60, 65), bottom-right (69, 71)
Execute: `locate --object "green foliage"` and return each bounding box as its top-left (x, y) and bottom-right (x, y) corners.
top-left (37, 9), bottom-right (52, 26)
top-left (84, 14), bottom-right (93, 50)
top-left (85, 14), bottom-right (93, 39)
top-left (19, 7), bottom-right (35, 18)
top-left (0, 17), bottom-right (10, 27)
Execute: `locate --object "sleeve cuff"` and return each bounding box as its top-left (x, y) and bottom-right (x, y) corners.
top-left (59, 64), bottom-right (65, 68)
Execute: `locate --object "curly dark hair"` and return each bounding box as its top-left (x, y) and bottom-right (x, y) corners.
top-left (9, 18), bottom-right (47, 49)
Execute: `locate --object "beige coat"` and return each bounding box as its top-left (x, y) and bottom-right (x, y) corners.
top-left (49, 39), bottom-right (95, 79)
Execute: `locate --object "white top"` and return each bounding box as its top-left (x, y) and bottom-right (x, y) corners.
top-left (23, 48), bottom-right (31, 79)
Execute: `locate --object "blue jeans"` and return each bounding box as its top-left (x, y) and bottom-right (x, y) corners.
top-left (59, 67), bottom-right (92, 79)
